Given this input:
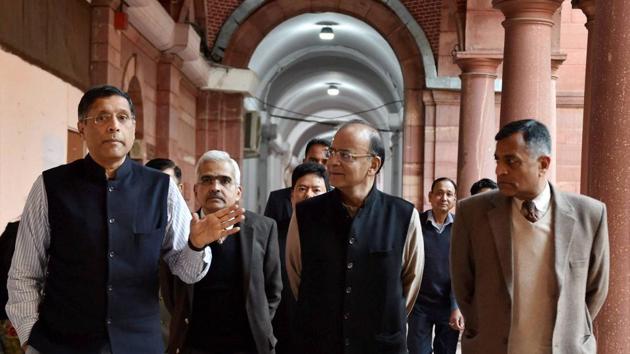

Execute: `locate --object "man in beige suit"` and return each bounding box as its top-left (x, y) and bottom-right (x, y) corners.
top-left (451, 119), bottom-right (609, 354)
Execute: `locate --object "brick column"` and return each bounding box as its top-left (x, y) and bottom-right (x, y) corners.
top-left (587, 1), bottom-right (630, 353)
top-left (195, 90), bottom-right (212, 159)
top-left (402, 89), bottom-right (425, 208)
top-left (493, 0), bottom-right (563, 127)
top-left (454, 53), bottom-right (501, 198)
top-left (90, 0), bottom-right (122, 85)
top-left (549, 54), bottom-right (566, 183)
top-left (195, 91), bottom-right (244, 163)
top-left (156, 55), bottom-right (182, 158)
top-left (572, 0), bottom-right (596, 194)
top-left (221, 93), bottom-right (244, 163)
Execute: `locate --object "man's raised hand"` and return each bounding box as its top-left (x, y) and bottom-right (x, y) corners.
top-left (189, 205), bottom-right (245, 249)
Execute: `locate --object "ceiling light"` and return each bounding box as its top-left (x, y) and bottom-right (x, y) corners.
top-left (319, 27), bottom-right (334, 40)
top-left (327, 84), bottom-right (340, 96)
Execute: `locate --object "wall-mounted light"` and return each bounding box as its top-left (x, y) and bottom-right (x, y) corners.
top-left (319, 26), bottom-right (335, 40)
top-left (327, 84), bottom-right (340, 96)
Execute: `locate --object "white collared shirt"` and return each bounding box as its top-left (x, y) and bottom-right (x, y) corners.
top-left (426, 210), bottom-right (454, 234)
top-left (513, 182), bottom-right (551, 218)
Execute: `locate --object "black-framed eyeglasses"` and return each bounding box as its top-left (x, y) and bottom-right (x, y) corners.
top-left (81, 113), bottom-right (135, 125)
top-left (198, 175), bottom-right (234, 186)
top-left (326, 148), bottom-right (374, 163)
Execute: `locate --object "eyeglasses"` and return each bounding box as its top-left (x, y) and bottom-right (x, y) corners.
top-left (326, 148), bottom-right (374, 163)
top-left (198, 175), bottom-right (234, 186)
top-left (81, 113), bottom-right (134, 125)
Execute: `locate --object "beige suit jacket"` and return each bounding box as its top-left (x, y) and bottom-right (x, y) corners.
top-left (451, 185), bottom-right (609, 354)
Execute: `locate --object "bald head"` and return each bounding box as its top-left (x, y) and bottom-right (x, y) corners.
top-left (337, 120), bottom-right (385, 173)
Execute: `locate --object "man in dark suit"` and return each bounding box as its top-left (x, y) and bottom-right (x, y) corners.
top-left (264, 138), bottom-right (330, 223)
top-left (272, 162), bottom-right (329, 354)
top-left (164, 150), bottom-right (282, 354)
top-left (451, 119), bottom-right (609, 354)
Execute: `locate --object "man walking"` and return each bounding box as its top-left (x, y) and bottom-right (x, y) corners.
top-left (286, 120), bottom-right (423, 354)
top-left (451, 119), bottom-right (609, 354)
top-left (408, 177), bottom-right (463, 354)
top-left (6, 85), bottom-right (243, 354)
top-left (165, 150), bottom-right (281, 354)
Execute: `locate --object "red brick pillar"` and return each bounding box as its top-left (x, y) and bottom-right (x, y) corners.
top-left (493, 0), bottom-right (563, 127)
top-left (587, 1), bottom-right (630, 352)
top-left (196, 90), bottom-right (212, 159)
top-left (573, 0), bottom-right (596, 194)
top-left (220, 93), bottom-right (244, 163)
top-left (402, 89), bottom-right (425, 208)
top-left (454, 53), bottom-right (501, 198)
top-left (548, 54), bottom-right (565, 183)
top-left (156, 56), bottom-right (182, 158)
top-left (90, 0), bottom-right (122, 85)
top-left (195, 91), bottom-right (244, 163)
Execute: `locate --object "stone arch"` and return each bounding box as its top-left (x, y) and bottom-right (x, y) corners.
top-left (219, 0), bottom-right (429, 205)
top-left (214, 0), bottom-right (437, 86)
top-left (127, 76), bottom-right (144, 140)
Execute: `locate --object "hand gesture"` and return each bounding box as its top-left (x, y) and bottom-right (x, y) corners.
top-left (189, 204), bottom-right (245, 249)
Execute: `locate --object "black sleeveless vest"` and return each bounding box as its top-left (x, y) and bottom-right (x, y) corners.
top-left (294, 186), bottom-right (414, 354)
top-left (29, 155), bottom-right (169, 354)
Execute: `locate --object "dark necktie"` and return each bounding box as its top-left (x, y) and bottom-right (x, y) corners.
top-left (521, 200), bottom-right (540, 223)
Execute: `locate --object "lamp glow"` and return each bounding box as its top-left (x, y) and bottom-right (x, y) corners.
top-left (327, 85), bottom-right (340, 96)
top-left (319, 27), bottom-right (335, 40)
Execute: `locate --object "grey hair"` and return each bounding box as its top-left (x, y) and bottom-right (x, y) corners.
top-left (195, 150), bottom-right (241, 186)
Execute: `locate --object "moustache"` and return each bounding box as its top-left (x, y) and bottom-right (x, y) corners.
top-left (103, 135), bottom-right (125, 145)
top-left (206, 193), bottom-right (225, 202)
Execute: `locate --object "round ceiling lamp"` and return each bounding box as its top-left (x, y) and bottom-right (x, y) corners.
top-left (319, 26), bottom-right (335, 40)
top-left (327, 84), bottom-right (340, 96)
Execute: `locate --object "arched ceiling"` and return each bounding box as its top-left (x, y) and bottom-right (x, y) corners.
top-left (248, 12), bottom-right (404, 149)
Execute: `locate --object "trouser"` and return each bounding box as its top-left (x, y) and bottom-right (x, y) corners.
top-left (190, 350), bottom-right (256, 354)
top-left (407, 304), bottom-right (459, 354)
top-left (25, 343), bottom-right (112, 354)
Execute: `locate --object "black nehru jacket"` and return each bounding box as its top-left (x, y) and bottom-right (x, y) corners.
top-left (415, 211), bottom-right (456, 308)
top-left (188, 232), bottom-right (256, 353)
top-left (29, 155), bottom-right (169, 354)
top-left (294, 187), bottom-right (414, 354)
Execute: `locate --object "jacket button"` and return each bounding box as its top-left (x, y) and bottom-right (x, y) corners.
top-left (107, 186), bottom-right (115, 192)
top-left (345, 286), bottom-right (352, 294)
top-left (184, 318), bottom-right (189, 324)
top-left (107, 285), bottom-right (113, 292)
top-left (349, 237), bottom-right (356, 245)
top-left (109, 251), bottom-right (115, 258)
top-left (108, 217), bottom-right (115, 224)
top-left (343, 312), bottom-right (350, 320)
top-left (344, 338), bottom-right (350, 346)
top-left (106, 318), bottom-right (112, 325)
top-left (346, 262), bottom-right (354, 270)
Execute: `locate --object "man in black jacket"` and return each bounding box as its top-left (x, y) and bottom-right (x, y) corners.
top-left (286, 120), bottom-right (424, 354)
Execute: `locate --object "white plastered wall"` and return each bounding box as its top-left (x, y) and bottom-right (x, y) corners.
top-left (0, 48), bottom-right (83, 232)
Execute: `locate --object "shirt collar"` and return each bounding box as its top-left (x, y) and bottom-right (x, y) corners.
top-left (514, 182), bottom-right (551, 214)
top-left (426, 210), bottom-right (454, 234)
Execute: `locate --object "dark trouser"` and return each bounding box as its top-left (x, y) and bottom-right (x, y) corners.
top-left (407, 304), bottom-right (459, 354)
top-left (26, 344), bottom-right (112, 354)
top-left (190, 350), bottom-right (256, 354)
